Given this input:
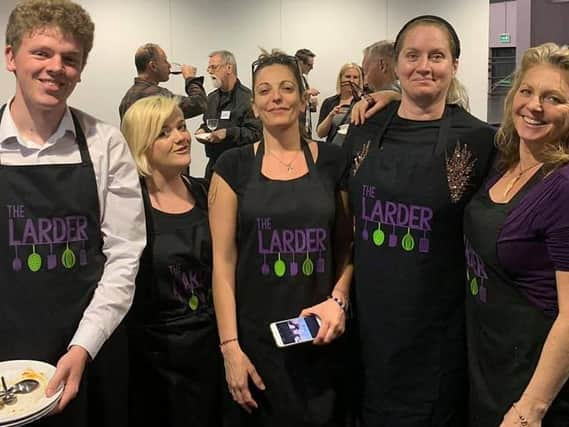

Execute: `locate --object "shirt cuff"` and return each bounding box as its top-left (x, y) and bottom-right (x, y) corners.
top-left (68, 322), bottom-right (107, 360)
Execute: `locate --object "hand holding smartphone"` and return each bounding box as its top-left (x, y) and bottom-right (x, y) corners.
top-left (270, 315), bottom-right (321, 347)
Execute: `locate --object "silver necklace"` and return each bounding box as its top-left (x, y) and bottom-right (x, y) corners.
top-left (267, 148), bottom-right (301, 173)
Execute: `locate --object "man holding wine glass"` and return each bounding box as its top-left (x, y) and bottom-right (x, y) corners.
top-left (195, 50), bottom-right (261, 181)
top-left (119, 43), bottom-right (207, 120)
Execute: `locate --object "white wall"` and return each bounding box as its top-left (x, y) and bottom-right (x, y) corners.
top-left (0, 0), bottom-right (489, 177)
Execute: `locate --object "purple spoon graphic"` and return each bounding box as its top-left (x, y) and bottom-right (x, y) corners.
top-left (12, 243), bottom-right (22, 272)
top-left (290, 253), bottom-right (298, 276)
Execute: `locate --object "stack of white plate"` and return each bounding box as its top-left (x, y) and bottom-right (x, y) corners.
top-left (0, 360), bottom-right (63, 427)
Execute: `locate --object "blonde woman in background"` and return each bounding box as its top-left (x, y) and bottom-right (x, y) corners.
top-left (121, 96), bottom-right (221, 427)
top-left (317, 63), bottom-right (364, 145)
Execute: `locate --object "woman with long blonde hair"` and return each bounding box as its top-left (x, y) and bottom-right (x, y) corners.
top-left (464, 43), bottom-right (569, 427)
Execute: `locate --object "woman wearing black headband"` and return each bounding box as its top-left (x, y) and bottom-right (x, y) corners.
top-left (344, 15), bottom-right (495, 426)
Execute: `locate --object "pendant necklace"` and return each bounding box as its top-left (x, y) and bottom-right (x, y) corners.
top-left (267, 148), bottom-right (301, 174)
top-left (503, 161), bottom-right (542, 197)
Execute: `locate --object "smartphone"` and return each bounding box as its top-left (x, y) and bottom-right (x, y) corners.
top-left (270, 315), bottom-right (321, 347)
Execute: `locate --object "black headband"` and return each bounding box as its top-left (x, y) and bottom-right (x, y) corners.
top-left (394, 15), bottom-right (461, 59)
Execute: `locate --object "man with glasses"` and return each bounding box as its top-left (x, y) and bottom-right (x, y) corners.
top-left (294, 48), bottom-right (319, 137)
top-left (119, 43), bottom-right (206, 120)
top-left (196, 50), bottom-right (261, 181)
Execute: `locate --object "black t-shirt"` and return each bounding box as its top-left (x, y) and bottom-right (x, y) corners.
top-left (147, 176), bottom-right (208, 232)
top-left (213, 142), bottom-right (350, 195)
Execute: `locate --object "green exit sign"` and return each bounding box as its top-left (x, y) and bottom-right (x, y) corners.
top-left (499, 33), bottom-right (511, 43)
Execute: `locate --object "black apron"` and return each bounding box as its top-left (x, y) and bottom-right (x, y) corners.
top-left (128, 176), bottom-right (221, 427)
top-left (225, 141), bottom-right (345, 427)
top-left (349, 103), bottom-right (468, 426)
top-left (464, 173), bottom-right (569, 427)
top-left (0, 105), bottom-right (106, 426)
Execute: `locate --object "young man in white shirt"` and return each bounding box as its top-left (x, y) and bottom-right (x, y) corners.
top-left (0, 0), bottom-right (145, 425)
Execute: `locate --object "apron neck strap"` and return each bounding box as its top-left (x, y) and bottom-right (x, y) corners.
top-left (69, 108), bottom-right (92, 165)
top-left (434, 105), bottom-right (452, 156)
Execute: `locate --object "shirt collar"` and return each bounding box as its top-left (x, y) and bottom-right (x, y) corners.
top-left (0, 99), bottom-right (76, 149)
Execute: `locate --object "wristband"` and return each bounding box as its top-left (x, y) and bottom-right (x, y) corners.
top-left (363, 94), bottom-right (376, 107)
top-left (511, 403), bottom-right (529, 427)
top-left (219, 338), bottom-right (238, 347)
top-left (327, 295), bottom-right (348, 312)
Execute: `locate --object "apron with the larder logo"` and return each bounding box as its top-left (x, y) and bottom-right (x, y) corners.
top-left (349, 102), bottom-right (476, 426)
top-left (464, 172), bottom-right (569, 427)
top-left (226, 141), bottom-right (346, 427)
top-left (0, 104), bottom-right (105, 426)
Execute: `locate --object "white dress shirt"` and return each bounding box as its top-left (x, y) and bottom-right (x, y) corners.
top-left (0, 102), bottom-right (146, 359)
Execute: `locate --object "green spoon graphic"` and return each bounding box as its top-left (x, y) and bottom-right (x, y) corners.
top-left (302, 252), bottom-right (314, 276)
top-left (401, 228), bottom-right (415, 252)
top-left (189, 294), bottom-right (199, 311)
top-left (372, 223), bottom-right (385, 246)
top-left (274, 253), bottom-right (286, 277)
top-left (27, 245), bottom-right (42, 272)
top-left (62, 243), bottom-right (76, 269)
top-left (470, 277), bottom-right (479, 296)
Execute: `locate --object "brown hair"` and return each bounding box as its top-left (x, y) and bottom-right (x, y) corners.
top-left (6, 0), bottom-right (95, 67)
top-left (496, 42), bottom-right (569, 174)
top-left (252, 49), bottom-right (308, 138)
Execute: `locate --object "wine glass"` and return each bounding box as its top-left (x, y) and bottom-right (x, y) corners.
top-left (170, 62), bottom-right (183, 75)
top-left (206, 119), bottom-right (218, 132)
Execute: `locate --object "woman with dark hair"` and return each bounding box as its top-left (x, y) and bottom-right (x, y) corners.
top-left (464, 43), bottom-right (569, 427)
top-left (209, 50), bottom-right (352, 426)
top-left (344, 16), bottom-right (495, 426)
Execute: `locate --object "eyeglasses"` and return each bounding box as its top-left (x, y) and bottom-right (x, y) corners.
top-left (251, 54), bottom-right (305, 91)
top-left (207, 63), bottom-right (225, 73)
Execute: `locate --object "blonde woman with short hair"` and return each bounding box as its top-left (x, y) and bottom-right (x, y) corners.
top-left (121, 96), bottom-right (221, 427)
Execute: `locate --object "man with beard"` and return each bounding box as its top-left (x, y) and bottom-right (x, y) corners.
top-left (119, 43), bottom-right (206, 120)
top-left (195, 50), bottom-right (261, 181)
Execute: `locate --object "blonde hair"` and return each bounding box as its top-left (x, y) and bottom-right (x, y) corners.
top-left (496, 42), bottom-right (569, 174)
top-left (6, 0), bottom-right (94, 67)
top-left (394, 17), bottom-right (469, 110)
top-left (121, 96), bottom-right (180, 177)
top-left (336, 63), bottom-right (363, 94)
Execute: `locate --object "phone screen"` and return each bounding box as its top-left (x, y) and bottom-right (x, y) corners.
top-left (275, 316), bottom-right (320, 345)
